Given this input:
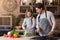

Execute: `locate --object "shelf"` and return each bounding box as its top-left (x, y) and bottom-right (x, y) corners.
top-left (53, 30), bottom-right (60, 33)
top-left (19, 0), bottom-right (60, 17)
top-left (19, 13), bottom-right (25, 14)
top-left (20, 13), bottom-right (37, 15)
top-left (20, 5), bottom-right (32, 7)
top-left (20, 12), bottom-right (60, 16)
top-left (45, 5), bottom-right (58, 7)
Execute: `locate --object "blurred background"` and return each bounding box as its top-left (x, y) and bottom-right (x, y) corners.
top-left (0, 0), bottom-right (60, 37)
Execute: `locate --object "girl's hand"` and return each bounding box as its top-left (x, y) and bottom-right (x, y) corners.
top-left (23, 27), bottom-right (26, 30)
top-left (29, 27), bottom-right (32, 30)
top-left (23, 28), bottom-right (26, 30)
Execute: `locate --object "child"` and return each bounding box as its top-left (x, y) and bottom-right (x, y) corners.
top-left (22, 9), bottom-right (35, 36)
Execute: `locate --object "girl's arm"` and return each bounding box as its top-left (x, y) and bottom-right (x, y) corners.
top-left (31, 17), bottom-right (35, 28)
top-left (36, 15), bottom-right (42, 33)
top-left (22, 18), bottom-right (26, 30)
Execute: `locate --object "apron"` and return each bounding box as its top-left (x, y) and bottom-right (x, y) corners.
top-left (24, 18), bottom-right (35, 36)
top-left (38, 11), bottom-right (52, 36)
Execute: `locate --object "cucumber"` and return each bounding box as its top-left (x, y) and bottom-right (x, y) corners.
top-left (24, 31), bottom-right (31, 37)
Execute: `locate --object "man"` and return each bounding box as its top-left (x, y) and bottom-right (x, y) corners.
top-left (35, 3), bottom-right (56, 36)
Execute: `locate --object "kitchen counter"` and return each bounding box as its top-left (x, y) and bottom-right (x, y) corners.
top-left (0, 36), bottom-right (60, 40)
top-left (0, 36), bottom-right (35, 40)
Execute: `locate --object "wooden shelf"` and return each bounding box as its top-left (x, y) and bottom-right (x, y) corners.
top-left (20, 5), bottom-right (29, 6)
top-left (20, 13), bottom-right (25, 15)
top-left (20, 13), bottom-right (37, 16)
top-left (19, 0), bottom-right (60, 15)
top-left (45, 5), bottom-right (58, 7)
top-left (53, 30), bottom-right (60, 33)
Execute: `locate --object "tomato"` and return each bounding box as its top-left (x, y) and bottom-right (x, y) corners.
top-left (9, 34), bottom-right (13, 38)
top-left (3, 34), bottom-right (7, 37)
top-left (13, 34), bottom-right (19, 38)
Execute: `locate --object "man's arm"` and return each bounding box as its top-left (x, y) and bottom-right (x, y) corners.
top-left (48, 13), bottom-right (56, 35)
top-left (50, 13), bottom-right (56, 32)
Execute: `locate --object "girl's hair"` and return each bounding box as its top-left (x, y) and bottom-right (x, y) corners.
top-left (25, 9), bottom-right (33, 18)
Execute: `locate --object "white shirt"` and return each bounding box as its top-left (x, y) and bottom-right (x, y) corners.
top-left (36, 11), bottom-right (56, 32)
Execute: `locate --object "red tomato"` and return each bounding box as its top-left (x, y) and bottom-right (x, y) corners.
top-left (3, 34), bottom-right (7, 37)
top-left (9, 34), bottom-right (13, 38)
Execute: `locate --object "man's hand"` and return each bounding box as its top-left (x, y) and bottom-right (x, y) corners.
top-left (36, 28), bottom-right (40, 33)
top-left (48, 31), bottom-right (53, 36)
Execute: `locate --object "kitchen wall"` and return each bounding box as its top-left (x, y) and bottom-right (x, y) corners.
top-left (0, 0), bottom-right (20, 17)
top-left (0, 0), bottom-right (22, 26)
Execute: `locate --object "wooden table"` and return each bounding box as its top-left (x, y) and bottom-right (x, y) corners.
top-left (0, 36), bottom-right (35, 40)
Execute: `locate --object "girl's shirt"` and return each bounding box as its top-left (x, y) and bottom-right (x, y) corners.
top-left (22, 17), bottom-right (35, 29)
top-left (36, 11), bottom-right (56, 32)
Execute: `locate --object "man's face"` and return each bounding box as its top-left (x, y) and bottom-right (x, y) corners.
top-left (36, 8), bottom-right (42, 14)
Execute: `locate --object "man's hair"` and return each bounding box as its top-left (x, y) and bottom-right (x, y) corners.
top-left (36, 3), bottom-right (45, 10)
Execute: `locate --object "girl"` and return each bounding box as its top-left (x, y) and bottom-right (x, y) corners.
top-left (22, 9), bottom-right (35, 36)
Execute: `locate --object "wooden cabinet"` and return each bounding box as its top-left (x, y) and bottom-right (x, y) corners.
top-left (0, 16), bottom-right (12, 27)
top-left (19, 0), bottom-right (60, 15)
top-left (0, 16), bottom-right (12, 31)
